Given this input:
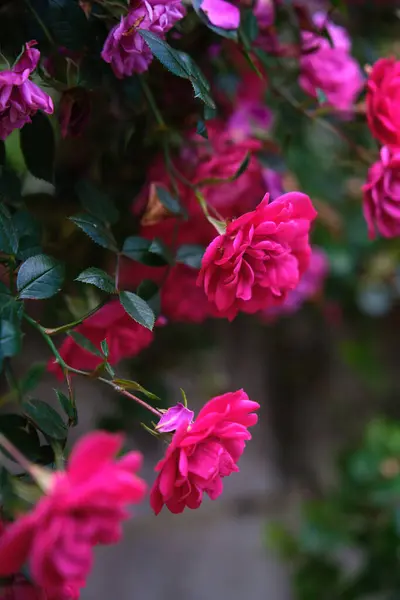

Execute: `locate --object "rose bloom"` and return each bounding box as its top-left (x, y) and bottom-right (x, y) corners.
top-left (48, 300), bottom-right (154, 379)
top-left (366, 57), bottom-right (400, 148)
top-left (150, 390), bottom-right (259, 514)
top-left (161, 265), bottom-right (218, 323)
top-left (0, 41), bottom-right (53, 140)
top-left (101, 0), bottom-right (185, 78)
top-left (198, 191), bottom-right (317, 320)
top-left (200, 0), bottom-right (240, 29)
top-left (0, 578), bottom-right (47, 600)
top-left (300, 13), bottom-right (364, 111)
top-left (362, 146), bottom-right (400, 239)
top-left (261, 246), bottom-right (328, 320)
top-left (0, 432), bottom-right (146, 600)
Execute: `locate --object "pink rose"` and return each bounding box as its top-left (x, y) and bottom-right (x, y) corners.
top-left (0, 432), bottom-right (146, 600)
top-left (300, 14), bottom-right (364, 111)
top-left (47, 300), bottom-right (154, 379)
top-left (253, 0), bottom-right (275, 28)
top-left (161, 264), bottom-right (218, 323)
top-left (197, 192), bottom-right (317, 320)
top-left (261, 246), bottom-right (328, 320)
top-left (101, 0), bottom-right (185, 78)
top-left (194, 120), bottom-right (265, 217)
top-left (200, 0), bottom-right (240, 29)
top-left (150, 390), bottom-right (259, 514)
top-left (0, 578), bottom-right (47, 600)
top-left (362, 146), bottom-right (400, 239)
top-left (366, 58), bottom-right (400, 148)
top-left (0, 41), bottom-right (53, 140)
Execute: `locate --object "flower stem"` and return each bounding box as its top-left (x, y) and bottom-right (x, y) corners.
top-left (139, 76), bottom-right (167, 130)
top-left (24, 314), bottom-right (162, 418)
top-left (0, 433), bottom-right (34, 474)
top-left (23, 0), bottom-right (55, 46)
top-left (42, 301), bottom-right (108, 336)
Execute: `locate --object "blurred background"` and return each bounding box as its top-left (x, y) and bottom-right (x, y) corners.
top-left (4, 0), bottom-right (400, 599)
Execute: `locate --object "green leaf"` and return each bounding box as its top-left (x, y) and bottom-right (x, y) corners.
top-left (17, 254), bottom-right (65, 300)
top-left (68, 330), bottom-right (103, 357)
top-left (148, 238), bottom-right (172, 264)
top-left (119, 291), bottom-right (155, 331)
top-left (20, 362), bottom-right (46, 394)
top-left (0, 282), bottom-right (14, 314)
top-left (0, 204), bottom-right (18, 255)
top-left (138, 30), bottom-right (190, 78)
top-left (54, 389), bottom-right (77, 425)
top-left (155, 185), bottom-right (183, 215)
top-left (112, 378), bottom-right (160, 401)
top-left (23, 399), bottom-right (68, 440)
top-left (20, 113), bottom-right (55, 183)
top-left (240, 9), bottom-right (259, 44)
top-left (46, 0), bottom-right (91, 50)
top-left (0, 415), bottom-right (42, 463)
top-left (100, 339), bottom-right (109, 358)
top-left (316, 88), bottom-right (328, 105)
top-left (0, 318), bottom-right (21, 361)
top-left (76, 180), bottom-right (120, 225)
top-left (122, 236), bottom-right (168, 266)
top-left (137, 279), bottom-right (161, 317)
top-left (176, 244), bottom-right (205, 269)
top-left (138, 31), bottom-right (215, 108)
top-left (196, 120), bottom-right (208, 139)
top-left (70, 214), bottom-right (118, 251)
top-left (13, 210), bottom-right (42, 260)
top-left (75, 267), bottom-right (115, 293)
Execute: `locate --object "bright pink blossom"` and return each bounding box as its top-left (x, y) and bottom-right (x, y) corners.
top-left (198, 192), bottom-right (317, 320)
top-left (48, 300), bottom-right (155, 379)
top-left (362, 146), bottom-right (400, 239)
top-left (261, 246), bottom-right (328, 320)
top-left (156, 403), bottom-right (194, 433)
top-left (101, 0), bottom-right (185, 78)
top-left (150, 390), bottom-right (259, 514)
top-left (0, 41), bottom-right (53, 140)
top-left (0, 432), bottom-right (146, 600)
top-left (366, 57), bottom-right (400, 148)
top-left (300, 13), bottom-right (364, 111)
top-left (200, 0), bottom-right (240, 29)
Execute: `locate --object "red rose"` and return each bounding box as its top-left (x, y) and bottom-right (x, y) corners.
top-left (367, 58), bottom-right (400, 148)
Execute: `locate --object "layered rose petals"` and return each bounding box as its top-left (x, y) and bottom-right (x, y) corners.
top-left (198, 192), bottom-right (317, 320)
top-left (367, 57), bottom-right (400, 148)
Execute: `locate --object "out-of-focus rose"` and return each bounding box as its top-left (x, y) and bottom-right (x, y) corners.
top-left (198, 192), bottom-right (317, 320)
top-left (366, 57), bottom-right (400, 148)
top-left (0, 432), bottom-right (146, 600)
top-left (300, 13), bottom-right (364, 111)
top-left (47, 300), bottom-right (155, 378)
top-left (0, 41), bottom-right (53, 140)
top-left (200, 0), bottom-right (240, 29)
top-left (101, 0), bottom-right (185, 78)
top-left (362, 146), bottom-right (400, 239)
top-left (261, 246), bottom-right (329, 320)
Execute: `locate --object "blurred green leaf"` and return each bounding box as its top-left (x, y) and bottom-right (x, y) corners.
top-left (76, 180), bottom-right (120, 225)
top-left (23, 399), bottom-right (68, 441)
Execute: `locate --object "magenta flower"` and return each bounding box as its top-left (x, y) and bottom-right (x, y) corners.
top-left (47, 300), bottom-right (155, 379)
top-left (0, 41), bottom-right (53, 140)
top-left (156, 403), bottom-right (194, 433)
top-left (300, 13), bottom-right (364, 111)
top-left (261, 246), bottom-right (329, 320)
top-left (362, 146), bottom-right (400, 239)
top-left (150, 390), bottom-right (259, 514)
top-left (101, 0), bottom-right (186, 78)
top-left (0, 432), bottom-right (146, 600)
top-left (197, 192), bottom-right (317, 320)
top-left (200, 0), bottom-right (240, 30)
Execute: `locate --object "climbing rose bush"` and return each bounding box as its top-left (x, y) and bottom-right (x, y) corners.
top-left (0, 0), bottom-right (396, 598)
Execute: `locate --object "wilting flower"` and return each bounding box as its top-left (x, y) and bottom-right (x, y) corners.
top-left (200, 0), bottom-right (240, 29)
top-left (362, 146), bottom-right (400, 239)
top-left (198, 192), bottom-right (317, 320)
top-left (300, 13), bottom-right (364, 111)
top-left (150, 390), bottom-right (259, 514)
top-left (0, 41), bottom-right (53, 140)
top-left (0, 432), bottom-right (146, 600)
top-left (47, 300), bottom-right (155, 378)
top-left (261, 246), bottom-right (328, 319)
top-left (101, 0), bottom-right (185, 78)
top-left (366, 57), bottom-right (400, 148)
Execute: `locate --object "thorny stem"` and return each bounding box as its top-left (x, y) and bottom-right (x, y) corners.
top-left (24, 314), bottom-right (162, 418)
top-left (42, 301), bottom-right (108, 336)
